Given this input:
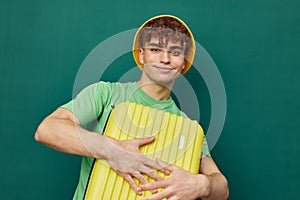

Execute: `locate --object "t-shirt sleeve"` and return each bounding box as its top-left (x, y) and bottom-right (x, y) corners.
top-left (201, 136), bottom-right (211, 157)
top-left (60, 82), bottom-right (112, 125)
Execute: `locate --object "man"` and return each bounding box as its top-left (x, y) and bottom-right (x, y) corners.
top-left (35, 15), bottom-right (229, 200)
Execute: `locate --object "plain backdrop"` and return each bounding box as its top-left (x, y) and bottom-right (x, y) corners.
top-left (1, 0), bottom-right (299, 199)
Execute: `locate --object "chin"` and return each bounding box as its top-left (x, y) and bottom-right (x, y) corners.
top-left (144, 70), bottom-right (180, 86)
top-left (152, 77), bottom-right (175, 87)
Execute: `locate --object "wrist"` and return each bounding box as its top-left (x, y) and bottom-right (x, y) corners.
top-left (99, 135), bottom-right (120, 160)
top-left (196, 174), bottom-right (212, 199)
top-left (78, 131), bottom-right (110, 159)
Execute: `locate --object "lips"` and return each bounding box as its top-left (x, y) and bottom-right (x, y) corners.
top-left (153, 65), bottom-right (174, 72)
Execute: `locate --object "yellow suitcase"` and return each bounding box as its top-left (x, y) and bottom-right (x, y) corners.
top-left (84, 101), bottom-right (204, 200)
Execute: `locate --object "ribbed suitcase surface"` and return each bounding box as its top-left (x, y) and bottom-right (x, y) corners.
top-left (84, 101), bottom-right (204, 200)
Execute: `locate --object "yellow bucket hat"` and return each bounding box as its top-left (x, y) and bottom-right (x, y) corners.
top-left (132, 15), bottom-right (196, 74)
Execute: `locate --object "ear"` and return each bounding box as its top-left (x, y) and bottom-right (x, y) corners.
top-left (178, 63), bottom-right (186, 74)
top-left (139, 49), bottom-right (144, 65)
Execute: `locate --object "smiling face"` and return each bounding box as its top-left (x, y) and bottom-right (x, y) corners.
top-left (138, 36), bottom-right (186, 86)
top-left (134, 16), bottom-right (195, 76)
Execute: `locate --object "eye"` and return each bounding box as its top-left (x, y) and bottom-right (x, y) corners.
top-left (150, 48), bottom-right (161, 52)
top-left (170, 50), bottom-right (182, 56)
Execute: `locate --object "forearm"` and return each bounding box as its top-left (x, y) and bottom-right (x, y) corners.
top-left (200, 173), bottom-right (229, 200)
top-left (35, 116), bottom-right (108, 158)
top-left (35, 108), bottom-right (164, 195)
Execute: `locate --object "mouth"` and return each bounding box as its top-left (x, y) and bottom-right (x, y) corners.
top-left (153, 65), bottom-right (175, 72)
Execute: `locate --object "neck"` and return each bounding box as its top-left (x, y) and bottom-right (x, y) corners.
top-left (137, 80), bottom-right (173, 101)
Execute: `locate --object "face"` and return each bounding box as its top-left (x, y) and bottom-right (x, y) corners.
top-left (138, 37), bottom-right (186, 86)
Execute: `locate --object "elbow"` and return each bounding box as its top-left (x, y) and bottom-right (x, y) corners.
top-left (34, 127), bottom-right (42, 142)
top-left (34, 120), bottom-right (48, 143)
top-left (222, 175), bottom-right (230, 200)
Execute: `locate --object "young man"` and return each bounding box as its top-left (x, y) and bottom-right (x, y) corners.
top-left (35, 15), bottom-right (229, 200)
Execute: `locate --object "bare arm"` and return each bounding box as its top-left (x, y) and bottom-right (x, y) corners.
top-left (35, 107), bottom-right (102, 156)
top-left (198, 155), bottom-right (229, 200)
top-left (35, 108), bottom-right (165, 194)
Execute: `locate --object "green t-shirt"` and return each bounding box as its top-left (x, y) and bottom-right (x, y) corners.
top-left (61, 81), bottom-right (210, 200)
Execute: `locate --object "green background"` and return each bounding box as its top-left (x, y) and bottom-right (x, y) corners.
top-left (1, 0), bottom-right (299, 199)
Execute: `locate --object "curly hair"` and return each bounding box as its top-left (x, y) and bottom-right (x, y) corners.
top-left (136, 16), bottom-right (193, 57)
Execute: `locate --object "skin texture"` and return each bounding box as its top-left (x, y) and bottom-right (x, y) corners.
top-left (35, 32), bottom-right (229, 199)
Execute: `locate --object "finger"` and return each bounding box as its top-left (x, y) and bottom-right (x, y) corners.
top-left (136, 136), bottom-right (155, 147)
top-left (155, 158), bottom-right (171, 169)
top-left (142, 157), bottom-right (168, 173)
top-left (145, 169), bottom-right (164, 181)
top-left (131, 171), bottom-right (148, 185)
top-left (118, 172), bottom-right (143, 195)
top-left (143, 157), bottom-right (159, 168)
top-left (160, 168), bottom-right (170, 175)
top-left (141, 172), bottom-right (159, 194)
top-left (142, 158), bottom-right (170, 176)
top-left (155, 158), bottom-right (174, 172)
top-left (140, 189), bottom-right (169, 200)
top-left (136, 166), bottom-right (161, 194)
top-left (133, 173), bottom-right (158, 194)
top-left (139, 179), bottom-right (169, 191)
top-left (167, 196), bottom-right (179, 200)
top-left (138, 165), bottom-right (163, 180)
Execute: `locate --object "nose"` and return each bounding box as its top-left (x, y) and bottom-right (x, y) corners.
top-left (160, 50), bottom-right (170, 64)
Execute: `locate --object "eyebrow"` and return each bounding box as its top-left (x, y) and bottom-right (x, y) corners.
top-left (169, 46), bottom-right (183, 50)
top-left (147, 43), bottom-right (183, 50)
top-left (147, 43), bottom-right (162, 48)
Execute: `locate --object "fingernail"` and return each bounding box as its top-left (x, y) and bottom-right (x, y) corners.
top-left (151, 189), bottom-right (158, 194)
top-left (137, 187), bottom-right (144, 195)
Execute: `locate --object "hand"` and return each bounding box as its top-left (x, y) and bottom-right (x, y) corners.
top-left (139, 159), bottom-right (211, 200)
top-left (104, 136), bottom-right (169, 195)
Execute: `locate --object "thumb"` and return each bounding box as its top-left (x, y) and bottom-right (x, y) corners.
top-left (136, 136), bottom-right (155, 147)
